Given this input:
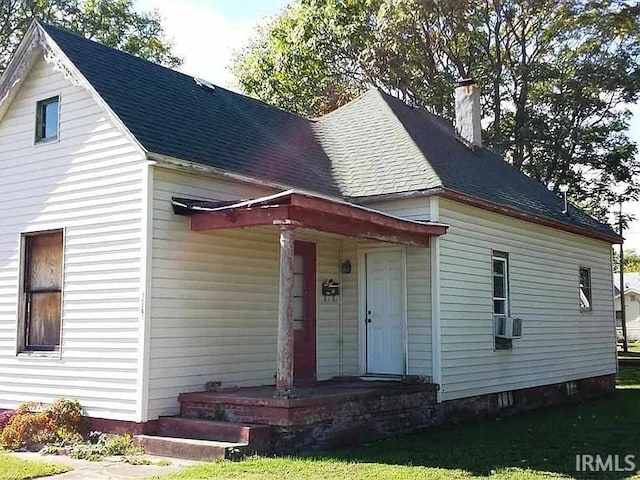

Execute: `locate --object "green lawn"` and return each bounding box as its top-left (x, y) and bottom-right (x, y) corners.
top-left (618, 344), bottom-right (640, 357)
top-left (152, 368), bottom-right (640, 480)
top-left (0, 454), bottom-right (70, 480)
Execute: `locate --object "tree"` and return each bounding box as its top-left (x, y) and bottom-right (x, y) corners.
top-left (233, 0), bottom-right (640, 220)
top-left (0, 0), bottom-right (181, 74)
top-left (614, 249), bottom-right (640, 273)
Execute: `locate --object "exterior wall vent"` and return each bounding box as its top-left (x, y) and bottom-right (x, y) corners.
top-left (497, 390), bottom-right (514, 409)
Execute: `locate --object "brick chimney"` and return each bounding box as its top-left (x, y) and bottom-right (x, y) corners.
top-left (455, 78), bottom-right (482, 147)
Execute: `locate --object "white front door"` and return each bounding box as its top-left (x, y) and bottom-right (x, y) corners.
top-left (365, 249), bottom-right (405, 375)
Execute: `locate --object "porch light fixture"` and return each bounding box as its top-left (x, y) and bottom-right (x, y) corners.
top-left (341, 260), bottom-right (352, 274)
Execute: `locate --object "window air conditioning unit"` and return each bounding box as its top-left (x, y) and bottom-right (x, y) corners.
top-left (495, 317), bottom-right (523, 339)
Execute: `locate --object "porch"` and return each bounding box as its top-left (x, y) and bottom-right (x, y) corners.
top-left (137, 190), bottom-right (446, 456)
top-left (159, 378), bottom-right (438, 455)
top-left (171, 190), bottom-right (447, 396)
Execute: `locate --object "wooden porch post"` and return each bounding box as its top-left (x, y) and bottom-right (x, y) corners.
top-left (275, 223), bottom-right (296, 396)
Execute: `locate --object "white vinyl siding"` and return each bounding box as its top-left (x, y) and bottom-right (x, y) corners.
top-left (366, 197), bottom-right (431, 222)
top-left (438, 198), bottom-right (616, 401)
top-left (148, 168), bottom-right (361, 419)
top-left (0, 54), bottom-right (146, 420)
top-left (406, 245), bottom-right (432, 376)
top-left (149, 168), bottom-right (275, 419)
top-left (362, 198), bottom-right (432, 377)
top-left (340, 241), bottom-right (360, 376)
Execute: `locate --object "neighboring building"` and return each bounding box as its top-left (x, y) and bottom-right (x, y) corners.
top-left (0, 22), bottom-right (620, 455)
top-left (615, 272), bottom-right (640, 342)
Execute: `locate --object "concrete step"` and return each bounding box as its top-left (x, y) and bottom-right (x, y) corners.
top-left (134, 434), bottom-right (247, 461)
top-left (158, 416), bottom-right (271, 451)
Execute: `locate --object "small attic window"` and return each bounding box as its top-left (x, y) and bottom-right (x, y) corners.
top-left (35, 96), bottom-right (59, 143)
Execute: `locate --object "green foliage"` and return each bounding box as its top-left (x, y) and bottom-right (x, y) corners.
top-left (0, 0), bottom-right (182, 74)
top-left (120, 455), bottom-right (151, 465)
top-left (149, 369), bottom-right (640, 480)
top-left (233, 0), bottom-right (640, 219)
top-left (0, 453), bottom-right (71, 480)
top-left (68, 432), bottom-right (141, 461)
top-left (233, 1), bottom-right (380, 116)
top-left (613, 249), bottom-right (640, 272)
top-left (0, 399), bottom-right (83, 450)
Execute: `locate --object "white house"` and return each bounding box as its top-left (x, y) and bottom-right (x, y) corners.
top-left (0, 22), bottom-right (620, 455)
top-left (615, 272), bottom-right (640, 342)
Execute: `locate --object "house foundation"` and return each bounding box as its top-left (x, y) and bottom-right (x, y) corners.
top-left (173, 373), bottom-right (615, 454)
top-left (434, 374), bottom-right (615, 425)
top-left (0, 374), bottom-right (613, 456)
top-left (179, 380), bottom-right (439, 453)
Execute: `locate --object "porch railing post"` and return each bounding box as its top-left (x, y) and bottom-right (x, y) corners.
top-left (275, 223), bottom-right (296, 396)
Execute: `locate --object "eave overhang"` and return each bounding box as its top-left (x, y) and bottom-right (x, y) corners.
top-left (172, 190), bottom-right (448, 247)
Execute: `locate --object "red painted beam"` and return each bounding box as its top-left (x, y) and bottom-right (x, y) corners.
top-left (188, 194), bottom-right (447, 245)
top-left (190, 205), bottom-right (291, 231)
top-left (288, 194), bottom-right (447, 238)
top-left (288, 206), bottom-right (432, 246)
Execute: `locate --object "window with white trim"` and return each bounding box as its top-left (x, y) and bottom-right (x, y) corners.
top-left (493, 252), bottom-right (511, 350)
top-left (492, 252), bottom-right (509, 317)
top-left (35, 96), bottom-right (59, 143)
top-left (579, 267), bottom-right (592, 311)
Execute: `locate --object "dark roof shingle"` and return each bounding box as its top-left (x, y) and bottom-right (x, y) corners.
top-left (41, 23), bottom-right (341, 196)
top-left (39, 23), bottom-right (618, 241)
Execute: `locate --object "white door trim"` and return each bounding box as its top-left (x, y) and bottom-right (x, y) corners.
top-left (357, 244), bottom-right (408, 375)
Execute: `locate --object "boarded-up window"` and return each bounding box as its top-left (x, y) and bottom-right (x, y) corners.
top-left (23, 231), bottom-right (63, 350)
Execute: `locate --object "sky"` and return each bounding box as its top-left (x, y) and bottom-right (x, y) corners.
top-left (135, 0), bottom-right (640, 251)
top-left (135, 0), bottom-right (289, 90)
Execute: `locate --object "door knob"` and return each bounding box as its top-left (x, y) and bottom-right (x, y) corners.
top-left (366, 318), bottom-right (372, 323)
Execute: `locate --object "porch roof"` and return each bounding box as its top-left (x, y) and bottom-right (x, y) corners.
top-left (172, 190), bottom-right (448, 246)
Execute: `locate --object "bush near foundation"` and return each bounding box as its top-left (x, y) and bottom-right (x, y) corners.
top-left (0, 399), bottom-right (83, 450)
top-left (0, 410), bottom-right (12, 430)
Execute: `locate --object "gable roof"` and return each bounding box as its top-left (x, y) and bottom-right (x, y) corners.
top-left (15, 23), bottom-right (621, 242)
top-left (615, 273), bottom-right (640, 297)
top-left (39, 23), bottom-right (341, 196)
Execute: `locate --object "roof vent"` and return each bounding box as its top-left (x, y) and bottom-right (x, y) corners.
top-left (194, 77), bottom-right (216, 91)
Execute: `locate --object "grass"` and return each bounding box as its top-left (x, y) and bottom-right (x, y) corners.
top-left (150, 367), bottom-right (640, 480)
top-left (0, 453), bottom-right (70, 480)
top-left (618, 343), bottom-right (640, 357)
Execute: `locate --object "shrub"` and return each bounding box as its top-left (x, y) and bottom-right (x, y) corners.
top-left (100, 433), bottom-right (141, 456)
top-left (0, 410), bottom-right (12, 430)
top-left (0, 399), bottom-right (83, 450)
top-left (68, 433), bottom-right (141, 461)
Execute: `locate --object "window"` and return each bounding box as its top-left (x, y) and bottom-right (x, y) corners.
top-left (21, 231), bottom-right (63, 351)
top-left (493, 252), bottom-right (511, 350)
top-left (35, 96), bottom-right (59, 143)
top-left (293, 254), bottom-right (305, 331)
top-left (579, 267), bottom-right (592, 311)
top-left (492, 253), bottom-right (509, 316)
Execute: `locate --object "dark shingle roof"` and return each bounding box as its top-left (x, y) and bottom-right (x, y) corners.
top-left (317, 90), bottom-right (617, 238)
top-left (40, 23), bottom-right (618, 241)
top-left (41, 23), bottom-right (341, 196)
